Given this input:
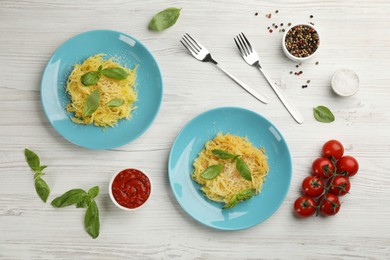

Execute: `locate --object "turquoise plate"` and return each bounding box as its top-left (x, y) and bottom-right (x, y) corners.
top-left (41, 30), bottom-right (163, 149)
top-left (168, 107), bottom-right (292, 230)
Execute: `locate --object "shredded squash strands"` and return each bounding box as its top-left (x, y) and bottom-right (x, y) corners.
top-left (192, 133), bottom-right (269, 206)
top-left (66, 54), bottom-right (138, 127)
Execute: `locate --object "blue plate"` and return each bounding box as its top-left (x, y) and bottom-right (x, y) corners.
top-left (41, 30), bottom-right (163, 149)
top-left (168, 107), bottom-right (292, 230)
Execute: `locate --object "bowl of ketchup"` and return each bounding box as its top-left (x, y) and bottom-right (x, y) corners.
top-left (109, 168), bottom-right (151, 211)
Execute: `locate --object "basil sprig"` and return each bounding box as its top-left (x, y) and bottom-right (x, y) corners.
top-left (80, 66), bottom-right (128, 86)
top-left (201, 164), bottom-right (224, 180)
top-left (106, 98), bottom-right (124, 108)
top-left (223, 189), bottom-right (255, 209)
top-left (52, 186), bottom-right (100, 239)
top-left (149, 7), bottom-right (181, 31)
top-left (313, 106), bottom-right (335, 123)
top-left (24, 149), bottom-right (50, 202)
top-left (83, 90), bottom-right (100, 117)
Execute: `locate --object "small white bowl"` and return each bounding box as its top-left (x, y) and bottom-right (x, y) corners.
top-left (282, 23), bottom-right (320, 62)
top-left (331, 69), bottom-right (360, 97)
top-left (109, 168), bottom-right (152, 211)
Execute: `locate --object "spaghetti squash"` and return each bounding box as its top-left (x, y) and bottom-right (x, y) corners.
top-left (192, 133), bottom-right (269, 208)
top-left (66, 54), bottom-right (137, 127)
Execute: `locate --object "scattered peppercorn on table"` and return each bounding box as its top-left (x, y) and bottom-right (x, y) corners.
top-left (0, 0), bottom-right (389, 259)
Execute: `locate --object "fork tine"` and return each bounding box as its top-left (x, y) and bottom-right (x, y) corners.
top-left (237, 34), bottom-right (249, 56)
top-left (180, 40), bottom-right (196, 55)
top-left (183, 34), bottom-right (200, 52)
top-left (234, 37), bottom-right (245, 57)
top-left (182, 36), bottom-right (199, 53)
top-left (185, 33), bottom-right (202, 50)
top-left (240, 33), bottom-right (253, 52)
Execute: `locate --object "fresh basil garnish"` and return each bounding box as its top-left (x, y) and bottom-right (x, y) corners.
top-left (83, 90), bottom-right (100, 117)
top-left (313, 106), bottom-right (335, 123)
top-left (149, 7), bottom-right (181, 31)
top-left (106, 98), bottom-right (124, 108)
top-left (201, 164), bottom-right (224, 180)
top-left (212, 149), bottom-right (235, 160)
top-left (84, 200), bottom-right (100, 239)
top-left (223, 189), bottom-right (255, 209)
top-left (236, 158), bottom-right (252, 181)
top-left (87, 186), bottom-right (99, 200)
top-left (24, 149), bottom-right (50, 202)
top-left (51, 186), bottom-right (100, 239)
top-left (34, 177), bottom-right (50, 203)
top-left (81, 71), bottom-right (101, 86)
top-left (101, 67), bottom-right (128, 80)
top-left (25, 148), bottom-right (46, 173)
top-left (51, 189), bottom-right (88, 208)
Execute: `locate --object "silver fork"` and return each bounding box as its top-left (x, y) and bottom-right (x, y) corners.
top-left (180, 33), bottom-right (268, 104)
top-left (234, 33), bottom-right (304, 124)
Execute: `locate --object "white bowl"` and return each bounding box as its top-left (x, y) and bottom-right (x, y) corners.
top-left (282, 23), bottom-right (320, 62)
top-left (109, 168), bottom-right (152, 211)
top-left (331, 69), bottom-right (360, 97)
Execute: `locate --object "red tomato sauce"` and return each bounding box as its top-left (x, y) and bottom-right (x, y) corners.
top-left (112, 169), bottom-right (151, 209)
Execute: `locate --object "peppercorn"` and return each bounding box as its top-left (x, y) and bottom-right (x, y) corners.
top-left (285, 25), bottom-right (320, 58)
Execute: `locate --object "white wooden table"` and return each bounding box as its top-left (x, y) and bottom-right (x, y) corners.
top-left (1, 0), bottom-right (389, 259)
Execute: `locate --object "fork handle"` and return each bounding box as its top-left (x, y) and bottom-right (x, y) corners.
top-left (257, 66), bottom-right (304, 124)
top-left (215, 64), bottom-right (269, 104)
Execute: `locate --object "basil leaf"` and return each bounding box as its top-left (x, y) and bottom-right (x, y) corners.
top-left (149, 7), bottom-right (181, 31)
top-left (101, 68), bottom-right (128, 80)
top-left (34, 177), bottom-right (50, 203)
top-left (237, 189), bottom-right (255, 200)
top-left (313, 106), bottom-right (335, 123)
top-left (83, 90), bottom-right (100, 117)
top-left (88, 186), bottom-right (99, 200)
top-left (51, 189), bottom-right (88, 208)
top-left (212, 149), bottom-right (235, 160)
top-left (81, 71), bottom-right (101, 86)
top-left (223, 196), bottom-right (238, 209)
top-left (236, 158), bottom-right (252, 181)
top-left (223, 189), bottom-right (255, 209)
top-left (106, 98), bottom-right (124, 108)
top-left (85, 200), bottom-right (100, 239)
top-left (201, 164), bottom-right (224, 180)
top-left (24, 149), bottom-right (43, 173)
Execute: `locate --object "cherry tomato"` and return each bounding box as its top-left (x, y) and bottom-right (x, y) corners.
top-left (322, 140), bottom-right (344, 159)
top-left (337, 155), bottom-right (359, 177)
top-left (302, 176), bottom-right (325, 197)
top-left (329, 176), bottom-right (351, 196)
top-left (294, 196), bottom-right (316, 217)
top-left (312, 157), bottom-right (335, 178)
top-left (319, 193), bottom-right (341, 216)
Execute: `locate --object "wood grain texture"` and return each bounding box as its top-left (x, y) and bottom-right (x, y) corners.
top-left (1, 0), bottom-right (390, 259)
